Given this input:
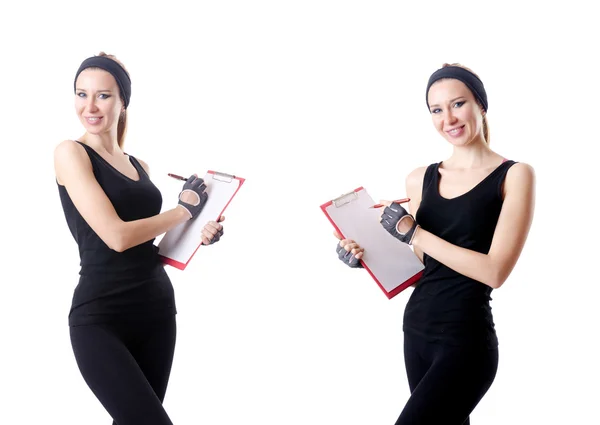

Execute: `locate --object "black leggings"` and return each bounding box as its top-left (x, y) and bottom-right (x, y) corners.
top-left (70, 316), bottom-right (177, 425)
top-left (396, 332), bottom-right (498, 425)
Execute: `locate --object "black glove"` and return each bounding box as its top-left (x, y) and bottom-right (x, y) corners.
top-left (336, 243), bottom-right (363, 268)
top-left (178, 175), bottom-right (208, 219)
top-left (380, 202), bottom-right (419, 245)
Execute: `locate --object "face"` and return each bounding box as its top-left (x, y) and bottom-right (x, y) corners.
top-left (427, 78), bottom-right (485, 147)
top-left (74, 69), bottom-right (123, 136)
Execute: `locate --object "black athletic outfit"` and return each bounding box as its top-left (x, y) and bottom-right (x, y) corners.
top-left (395, 160), bottom-right (516, 425)
top-left (58, 141), bottom-right (178, 425)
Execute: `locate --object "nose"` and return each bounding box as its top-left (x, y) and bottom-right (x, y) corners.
top-left (86, 97), bottom-right (98, 113)
top-left (443, 108), bottom-right (457, 126)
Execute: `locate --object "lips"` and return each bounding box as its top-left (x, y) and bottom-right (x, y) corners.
top-left (85, 116), bottom-right (103, 125)
top-left (446, 125), bottom-right (465, 137)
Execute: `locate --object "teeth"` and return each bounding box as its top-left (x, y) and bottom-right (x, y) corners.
top-left (87, 117), bottom-right (99, 122)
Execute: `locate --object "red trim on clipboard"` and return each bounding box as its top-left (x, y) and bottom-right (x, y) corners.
top-left (159, 171), bottom-right (245, 270)
top-left (321, 187), bottom-right (422, 299)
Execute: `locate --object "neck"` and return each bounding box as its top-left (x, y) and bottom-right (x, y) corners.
top-left (446, 137), bottom-right (500, 169)
top-left (80, 130), bottom-right (121, 155)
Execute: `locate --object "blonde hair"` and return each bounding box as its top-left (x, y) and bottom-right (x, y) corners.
top-left (442, 62), bottom-right (490, 145)
top-left (92, 52), bottom-right (130, 148)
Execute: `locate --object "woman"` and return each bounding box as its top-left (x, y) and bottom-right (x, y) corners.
top-left (54, 52), bottom-right (224, 425)
top-left (335, 63), bottom-right (535, 424)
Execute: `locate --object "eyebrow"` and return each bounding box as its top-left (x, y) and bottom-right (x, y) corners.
top-left (429, 96), bottom-right (466, 108)
top-left (75, 88), bottom-right (113, 93)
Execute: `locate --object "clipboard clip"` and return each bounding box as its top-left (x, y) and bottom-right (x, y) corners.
top-left (332, 190), bottom-right (359, 208)
top-left (211, 171), bottom-right (236, 183)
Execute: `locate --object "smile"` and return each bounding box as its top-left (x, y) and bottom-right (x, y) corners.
top-left (85, 117), bottom-right (103, 124)
top-left (446, 125), bottom-right (465, 136)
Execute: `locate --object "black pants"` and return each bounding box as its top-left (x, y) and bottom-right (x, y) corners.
top-left (70, 315), bottom-right (177, 425)
top-left (395, 332), bottom-right (498, 425)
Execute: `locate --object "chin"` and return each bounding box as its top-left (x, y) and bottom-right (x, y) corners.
top-left (80, 121), bottom-right (108, 135)
top-left (442, 132), bottom-right (475, 147)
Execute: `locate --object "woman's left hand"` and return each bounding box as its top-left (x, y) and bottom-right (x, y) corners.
top-left (202, 216), bottom-right (225, 245)
top-left (379, 200), bottom-right (419, 245)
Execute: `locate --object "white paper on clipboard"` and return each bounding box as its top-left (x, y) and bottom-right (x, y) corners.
top-left (158, 170), bottom-right (244, 270)
top-left (321, 187), bottom-right (424, 298)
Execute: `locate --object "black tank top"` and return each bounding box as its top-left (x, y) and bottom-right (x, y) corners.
top-left (57, 141), bottom-right (176, 326)
top-left (403, 159), bottom-right (517, 348)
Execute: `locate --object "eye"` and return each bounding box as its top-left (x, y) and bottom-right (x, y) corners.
top-left (76, 92), bottom-right (86, 98)
top-left (453, 101), bottom-right (465, 108)
top-left (431, 108), bottom-right (441, 114)
top-left (98, 94), bottom-right (111, 99)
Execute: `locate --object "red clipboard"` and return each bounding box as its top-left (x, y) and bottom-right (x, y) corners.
top-left (321, 187), bottom-right (423, 299)
top-left (158, 170), bottom-right (245, 270)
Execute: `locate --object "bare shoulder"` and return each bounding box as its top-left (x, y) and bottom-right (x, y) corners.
top-left (506, 162), bottom-right (535, 189)
top-left (405, 166), bottom-right (428, 194)
top-left (54, 139), bottom-right (83, 158)
top-left (502, 161), bottom-right (535, 202)
top-left (136, 157), bottom-right (151, 176)
top-left (54, 140), bottom-right (91, 184)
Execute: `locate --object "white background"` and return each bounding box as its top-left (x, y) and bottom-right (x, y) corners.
top-left (1, 1), bottom-right (598, 424)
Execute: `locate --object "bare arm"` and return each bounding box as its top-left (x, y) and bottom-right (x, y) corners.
top-left (411, 162), bottom-right (536, 289)
top-left (54, 140), bottom-right (189, 252)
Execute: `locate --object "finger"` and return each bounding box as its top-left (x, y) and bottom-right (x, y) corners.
top-left (333, 230), bottom-right (342, 240)
top-left (202, 227), bottom-right (217, 239)
top-left (201, 235), bottom-right (211, 245)
top-left (340, 239), bottom-right (355, 247)
top-left (379, 199), bottom-right (392, 207)
top-left (355, 251), bottom-right (364, 260)
top-left (382, 205), bottom-right (397, 218)
top-left (350, 246), bottom-right (364, 255)
top-left (205, 221), bottom-right (221, 232)
top-left (380, 211), bottom-right (392, 222)
top-left (344, 242), bottom-right (360, 252)
top-left (218, 215), bottom-right (225, 222)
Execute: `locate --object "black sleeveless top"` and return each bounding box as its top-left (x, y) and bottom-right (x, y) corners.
top-left (57, 141), bottom-right (176, 326)
top-left (403, 160), bottom-right (517, 348)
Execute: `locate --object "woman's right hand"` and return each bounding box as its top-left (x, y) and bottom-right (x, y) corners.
top-left (177, 174), bottom-right (208, 219)
top-left (334, 230), bottom-right (364, 268)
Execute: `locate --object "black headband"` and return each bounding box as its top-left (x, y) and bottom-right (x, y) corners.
top-left (426, 66), bottom-right (487, 112)
top-left (74, 56), bottom-right (131, 108)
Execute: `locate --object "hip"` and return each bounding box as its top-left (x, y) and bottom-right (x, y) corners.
top-left (69, 266), bottom-right (177, 326)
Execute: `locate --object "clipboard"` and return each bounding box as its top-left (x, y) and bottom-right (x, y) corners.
top-left (321, 187), bottom-right (424, 299)
top-left (158, 170), bottom-right (245, 270)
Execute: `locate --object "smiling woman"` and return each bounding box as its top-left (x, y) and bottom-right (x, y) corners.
top-left (53, 52), bottom-right (225, 425)
top-left (427, 63), bottom-right (491, 145)
top-left (334, 63), bottom-right (536, 425)
top-left (74, 52), bottom-right (130, 149)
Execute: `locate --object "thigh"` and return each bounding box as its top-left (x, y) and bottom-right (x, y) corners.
top-left (70, 324), bottom-right (174, 425)
top-left (403, 332), bottom-right (431, 393)
top-left (130, 315), bottom-right (177, 402)
top-left (396, 344), bottom-right (498, 425)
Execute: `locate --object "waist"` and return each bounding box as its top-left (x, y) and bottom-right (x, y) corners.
top-left (69, 265), bottom-right (176, 326)
top-left (404, 281), bottom-right (497, 347)
top-left (405, 281), bottom-right (494, 319)
top-left (79, 246), bottom-right (161, 278)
